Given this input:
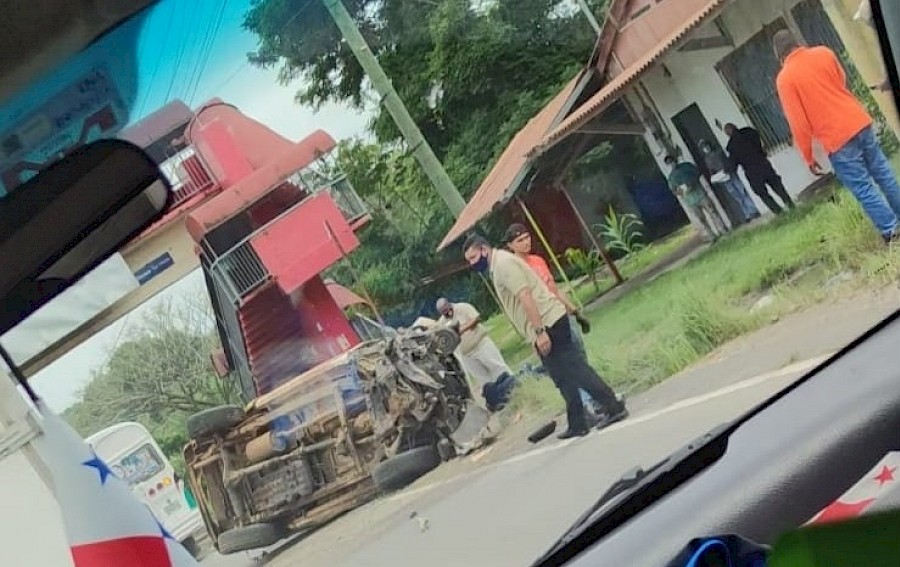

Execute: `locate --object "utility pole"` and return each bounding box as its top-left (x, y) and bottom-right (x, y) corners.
top-left (321, 0), bottom-right (466, 218)
top-left (576, 0), bottom-right (603, 37)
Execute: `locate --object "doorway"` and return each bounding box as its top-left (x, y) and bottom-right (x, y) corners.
top-left (671, 103), bottom-right (743, 225)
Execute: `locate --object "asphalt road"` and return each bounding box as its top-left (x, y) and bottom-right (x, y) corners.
top-left (200, 357), bottom-right (820, 567)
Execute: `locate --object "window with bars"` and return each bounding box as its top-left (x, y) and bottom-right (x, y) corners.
top-left (715, 19), bottom-right (792, 152)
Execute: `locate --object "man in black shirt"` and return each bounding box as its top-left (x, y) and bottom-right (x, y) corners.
top-left (724, 123), bottom-right (796, 214)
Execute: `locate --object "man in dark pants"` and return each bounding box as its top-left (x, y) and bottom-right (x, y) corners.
top-left (724, 123), bottom-right (796, 214)
top-left (462, 234), bottom-right (627, 439)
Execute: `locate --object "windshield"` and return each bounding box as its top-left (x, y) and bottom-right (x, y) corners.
top-left (110, 443), bottom-right (165, 486)
top-left (3, 0), bottom-right (900, 566)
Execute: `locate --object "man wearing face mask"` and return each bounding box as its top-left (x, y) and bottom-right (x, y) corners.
top-left (435, 297), bottom-right (513, 399)
top-left (462, 234), bottom-right (626, 439)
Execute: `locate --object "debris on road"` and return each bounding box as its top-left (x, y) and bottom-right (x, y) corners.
top-left (528, 420), bottom-right (557, 443)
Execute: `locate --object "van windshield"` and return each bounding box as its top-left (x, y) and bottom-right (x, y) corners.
top-left (110, 443), bottom-right (164, 486)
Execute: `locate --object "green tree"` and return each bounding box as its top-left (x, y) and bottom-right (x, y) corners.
top-left (244, 0), bottom-right (601, 192)
top-left (65, 291), bottom-right (240, 472)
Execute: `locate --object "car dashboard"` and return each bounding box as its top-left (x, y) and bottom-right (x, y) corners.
top-left (559, 311), bottom-right (900, 567)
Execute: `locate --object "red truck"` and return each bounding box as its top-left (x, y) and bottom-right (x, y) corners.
top-left (157, 101), bottom-right (492, 554)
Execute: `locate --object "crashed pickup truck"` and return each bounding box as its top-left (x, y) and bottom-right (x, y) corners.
top-left (183, 325), bottom-right (493, 554)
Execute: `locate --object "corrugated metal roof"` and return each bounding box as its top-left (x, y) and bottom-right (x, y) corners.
top-left (436, 72), bottom-right (588, 251)
top-left (532, 0), bottom-right (728, 157)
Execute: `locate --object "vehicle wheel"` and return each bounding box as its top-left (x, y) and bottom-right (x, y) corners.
top-left (181, 536), bottom-right (201, 559)
top-left (372, 445), bottom-right (440, 492)
top-left (186, 405), bottom-right (245, 440)
top-left (216, 523), bottom-right (283, 555)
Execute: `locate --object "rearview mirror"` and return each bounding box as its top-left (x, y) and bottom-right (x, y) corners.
top-left (0, 140), bottom-right (170, 335)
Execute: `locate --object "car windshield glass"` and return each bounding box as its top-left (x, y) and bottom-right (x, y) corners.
top-left (110, 444), bottom-right (165, 486)
top-left (3, 0), bottom-right (899, 566)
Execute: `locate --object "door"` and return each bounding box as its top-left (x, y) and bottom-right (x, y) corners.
top-left (671, 104), bottom-right (743, 225)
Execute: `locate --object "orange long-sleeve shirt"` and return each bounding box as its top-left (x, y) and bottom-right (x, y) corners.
top-left (775, 46), bottom-right (872, 165)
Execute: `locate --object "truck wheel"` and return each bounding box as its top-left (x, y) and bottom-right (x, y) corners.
top-left (217, 523), bottom-right (283, 554)
top-left (187, 405), bottom-right (245, 440)
top-left (181, 536), bottom-right (201, 559)
top-left (372, 445), bottom-right (440, 492)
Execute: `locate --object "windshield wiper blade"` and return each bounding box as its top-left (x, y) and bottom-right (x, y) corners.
top-left (534, 421), bottom-right (734, 567)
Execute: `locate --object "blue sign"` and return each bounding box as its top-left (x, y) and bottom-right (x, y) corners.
top-left (134, 253), bottom-right (174, 285)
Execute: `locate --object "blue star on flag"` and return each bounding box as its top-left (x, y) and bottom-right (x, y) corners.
top-left (157, 519), bottom-right (175, 541)
top-left (82, 452), bottom-right (115, 485)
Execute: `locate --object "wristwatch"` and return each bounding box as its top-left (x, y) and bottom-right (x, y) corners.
top-left (534, 326), bottom-right (547, 335)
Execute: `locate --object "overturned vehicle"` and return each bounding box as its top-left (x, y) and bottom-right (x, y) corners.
top-left (183, 325), bottom-right (493, 554)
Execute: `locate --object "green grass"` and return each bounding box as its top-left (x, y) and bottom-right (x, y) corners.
top-left (487, 189), bottom-right (900, 415)
top-left (566, 228), bottom-right (695, 307)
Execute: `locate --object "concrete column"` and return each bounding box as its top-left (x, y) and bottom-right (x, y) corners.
top-left (821, 0), bottom-right (900, 137)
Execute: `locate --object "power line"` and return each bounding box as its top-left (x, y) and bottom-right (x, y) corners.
top-left (181, 0), bottom-right (227, 103)
top-left (161, 0), bottom-right (194, 104)
top-left (186, 0), bottom-right (231, 106)
top-left (137, 0), bottom-right (179, 119)
top-left (190, 0), bottom-right (317, 104)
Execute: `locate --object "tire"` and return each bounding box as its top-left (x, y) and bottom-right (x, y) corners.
top-left (217, 523), bottom-right (283, 555)
top-left (181, 536), bottom-right (201, 559)
top-left (186, 405), bottom-right (245, 440)
top-left (372, 445), bottom-right (440, 492)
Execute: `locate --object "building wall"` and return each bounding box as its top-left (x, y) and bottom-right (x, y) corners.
top-left (626, 0), bottom-right (840, 209)
top-left (820, 0), bottom-right (900, 135)
top-left (567, 169), bottom-right (640, 234)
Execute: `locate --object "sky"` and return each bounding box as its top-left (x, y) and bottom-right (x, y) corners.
top-left (25, 0), bottom-right (372, 412)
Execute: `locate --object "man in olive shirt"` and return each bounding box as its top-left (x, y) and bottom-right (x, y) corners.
top-left (436, 297), bottom-right (512, 391)
top-left (665, 154), bottom-right (727, 242)
top-left (462, 234), bottom-right (626, 439)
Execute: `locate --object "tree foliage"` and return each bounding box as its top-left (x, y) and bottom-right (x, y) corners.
top-left (244, 0), bottom-right (602, 191)
top-left (64, 292), bottom-right (240, 471)
top-left (244, 0), bottom-right (606, 317)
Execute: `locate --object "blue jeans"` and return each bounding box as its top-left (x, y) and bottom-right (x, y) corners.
top-left (722, 175), bottom-right (759, 220)
top-left (829, 126), bottom-right (900, 236)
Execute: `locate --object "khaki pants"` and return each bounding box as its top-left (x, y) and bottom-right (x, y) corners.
top-left (688, 196), bottom-right (727, 241)
top-left (457, 337), bottom-right (512, 391)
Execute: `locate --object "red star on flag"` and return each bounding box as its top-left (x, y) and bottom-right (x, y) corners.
top-left (873, 465), bottom-right (896, 486)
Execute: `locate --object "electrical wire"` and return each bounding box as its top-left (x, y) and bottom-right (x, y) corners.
top-left (189, 0), bottom-right (318, 104)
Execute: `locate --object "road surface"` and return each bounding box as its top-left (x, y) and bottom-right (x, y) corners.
top-left (200, 356), bottom-right (820, 567)
top-left (202, 288), bottom-right (898, 567)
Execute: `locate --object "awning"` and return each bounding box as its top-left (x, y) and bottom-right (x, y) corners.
top-left (531, 0), bottom-right (728, 158)
top-left (436, 71), bottom-right (592, 251)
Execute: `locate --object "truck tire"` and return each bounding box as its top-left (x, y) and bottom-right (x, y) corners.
top-left (217, 523), bottom-right (283, 554)
top-left (186, 405), bottom-right (245, 440)
top-left (372, 445), bottom-right (440, 492)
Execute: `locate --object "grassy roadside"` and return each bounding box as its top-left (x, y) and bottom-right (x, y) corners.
top-left (488, 190), bottom-right (900, 415)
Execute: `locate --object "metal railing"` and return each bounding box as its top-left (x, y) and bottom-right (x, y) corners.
top-left (311, 175), bottom-right (369, 223)
top-left (210, 240), bottom-right (269, 306)
top-left (161, 147), bottom-right (218, 207)
top-left (203, 172), bottom-right (367, 304)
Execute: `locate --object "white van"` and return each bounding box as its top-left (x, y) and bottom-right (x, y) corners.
top-left (86, 422), bottom-right (205, 556)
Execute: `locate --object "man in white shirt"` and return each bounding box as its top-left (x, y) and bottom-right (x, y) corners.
top-left (436, 298), bottom-right (512, 392)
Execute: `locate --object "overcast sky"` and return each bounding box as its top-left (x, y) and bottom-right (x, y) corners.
top-left (27, 0), bottom-right (371, 412)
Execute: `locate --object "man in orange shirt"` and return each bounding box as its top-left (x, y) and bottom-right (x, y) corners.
top-left (774, 30), bottom-right (900, 243)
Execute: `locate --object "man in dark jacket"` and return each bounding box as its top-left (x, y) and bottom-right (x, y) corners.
top-left (724, 123), bottom-right (795, 214)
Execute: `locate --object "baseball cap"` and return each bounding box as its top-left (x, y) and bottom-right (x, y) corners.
top-left (503, 223), bottom-right (529, 244)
